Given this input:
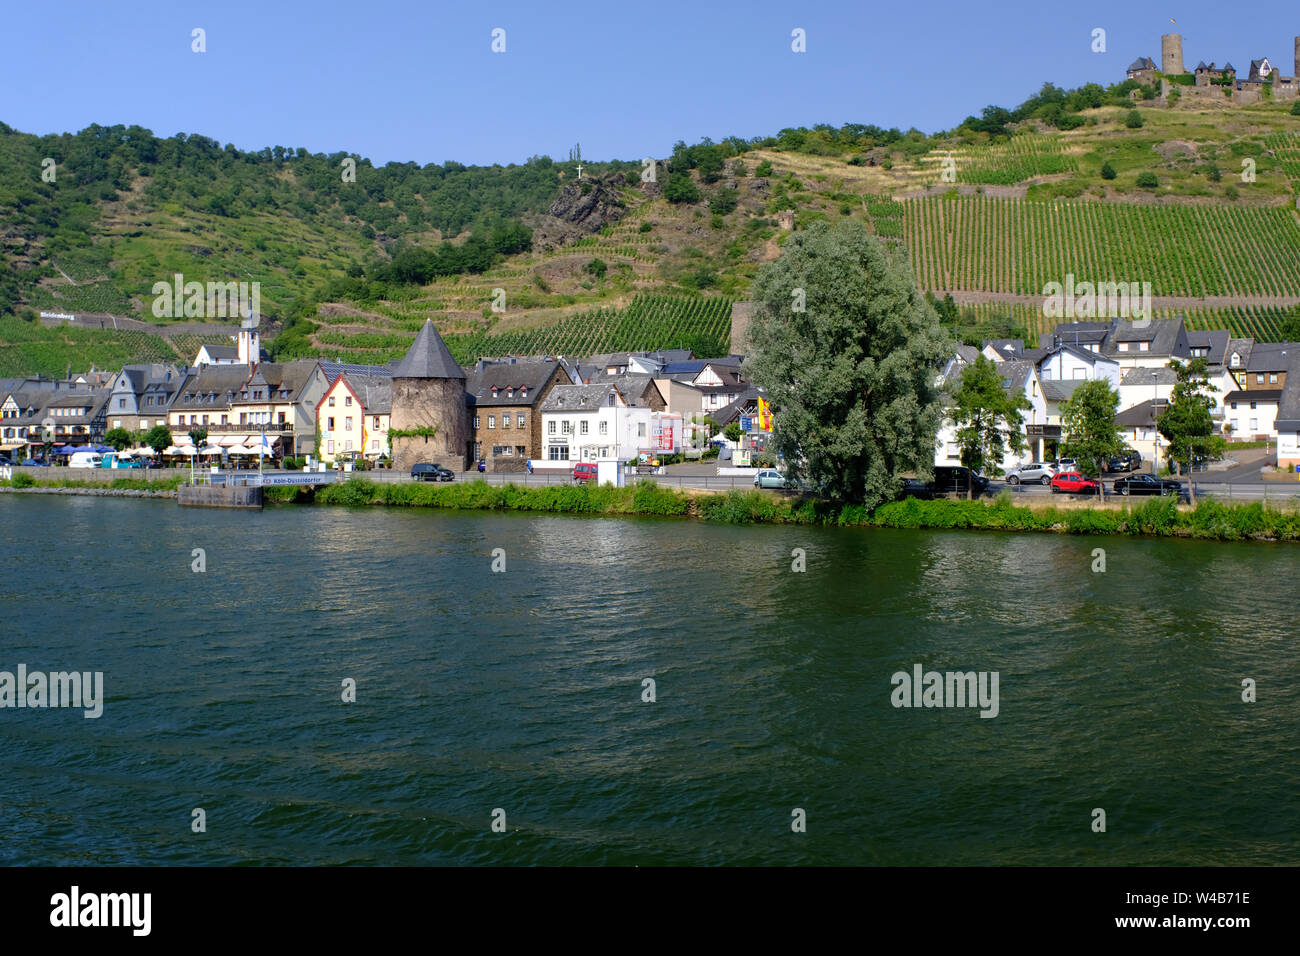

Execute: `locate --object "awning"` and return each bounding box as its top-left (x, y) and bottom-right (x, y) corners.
top-left (198, 445), bottom-right (225, 456)
top-left (0, 443), bottom-right (24, 451)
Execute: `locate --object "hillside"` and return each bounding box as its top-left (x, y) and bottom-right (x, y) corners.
top-left (2, 89), bottom-right (1300, 376)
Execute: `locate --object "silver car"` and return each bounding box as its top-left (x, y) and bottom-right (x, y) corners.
top-left (754, 469), bottom-right (789, 489)
top-left (1005, 461), bottom-right (1057, 486)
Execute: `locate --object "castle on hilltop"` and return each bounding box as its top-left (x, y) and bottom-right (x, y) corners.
top-left (1126, 32), bottom-right (1299, 104)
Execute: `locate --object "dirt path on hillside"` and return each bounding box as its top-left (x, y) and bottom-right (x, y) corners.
top-left (933, 290), bottom-right (1300, 309)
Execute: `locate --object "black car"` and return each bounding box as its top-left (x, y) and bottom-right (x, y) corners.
top-left (411, 462), bottom-right (455, 482)
top-left (930, 466), bottom-right (990, 497)
top-left (1112, 473), bottom-right (1182, 497)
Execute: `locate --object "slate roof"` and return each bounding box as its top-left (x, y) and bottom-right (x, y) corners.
top-left (1104, 318), bottom-right (1188, 359)
top-left (319, 360), bottom-right (398, 383)
top-left (1115, 399), bottom-right (1169, 427)
top-left (955, 344), bottom-right (980, 365)
top-left (1120, 367), bottom-right (1178, 387)
top-left (1043, 322), bottom-right (1109, 350)
top-left (708, 387), bottom-right (763, 426)
top-left (1276, 352), bottom-right (1300, 429)
top-left (199, 345), bottom-right (239, 361)
top-left (1245, 342), bottom-right (1300, 373)
top-left (1127, 56), bottom-right (1156, 71)
top-left (1223, 389), bottom-right (1282, 403)
top-left (1223, 62), bottom-right (1236, 72)
top-left (601, 372), bottom-right (664, 406)
top-left (1040, 379), bottom-right (1085, 403)
top-left (1225, 338), bottom-right (1254, 369)
top-left (983, 339), bottom-right (1023, 359)
top-left (466, 359), bottom-right (564, 408)
top-left (342, 375), bottom-right (392, 415)
top-left (540, 383), bottom-right (625, 412)
top-left (1185, 329), bottom-right (1231, 364)
top-left (172, 365), bottom-right (254, 410)
top-left (392, 320), bottom-right (465, 379)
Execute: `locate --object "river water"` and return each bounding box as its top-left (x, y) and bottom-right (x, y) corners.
top-left (1, 495), bottom-right (1296, 865)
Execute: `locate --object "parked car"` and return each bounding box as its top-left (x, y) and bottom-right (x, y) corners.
top-left (1005, 461), bottom-right (1057, 486)
top-left (0, 454), bottom-right (12, 467)
top-left (68, 452), bottom-right (104, 469)
top-left (1112, 473), bottom-right (1184, 497)
top-left (1055, 457), bottom-right (1079, 471)
top-left (20, 458), bottom-right (49, 467)
top-left (931, 465), bottom-right (989, 497)
top-left (99, 453), bottom-right (145, 469)
top-left (410, 463), bottom-right (454, 482)
top-left (1106, 449), bottom-right (1143, 473)
top-left (754, 468), bottom-right (791, 489)
top-left (572, 463), bottom-right (599, 483)
top-left (1050, 471), bottom-right (1101, 495)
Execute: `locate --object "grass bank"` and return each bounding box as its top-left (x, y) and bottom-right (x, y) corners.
top-left (0, 473), bottom-right (187, 492)
top-left (294, 478), bottom-right (1300, 543)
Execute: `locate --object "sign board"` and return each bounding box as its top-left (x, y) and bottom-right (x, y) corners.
top-left (740, 416), bottom-right (754, 432)
top-left (246, 473), bottom-right (340, 486)
top-left (734, 449), bottom-right (751, 467)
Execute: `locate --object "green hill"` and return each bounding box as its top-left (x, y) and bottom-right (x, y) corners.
top-left (3, 82), bottom-right (1300, 377)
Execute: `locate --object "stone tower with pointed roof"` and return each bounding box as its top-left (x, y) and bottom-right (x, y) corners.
top-left (389, 319), bottom-right (471, 471)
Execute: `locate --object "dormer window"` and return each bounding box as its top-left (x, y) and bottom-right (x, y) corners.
top-left (506, 388), bottom-right (513, 398)
top-left (491, 387), bottom-right (499, 398)
top-left (520, 387), bottom-right (527, 398)
top-left (1230, 353), bottom-right (1241, 368)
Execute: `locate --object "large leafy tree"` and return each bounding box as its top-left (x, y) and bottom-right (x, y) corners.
top-left (744, 219), bottom-right (952, 506)
top-left (949, 355), bottom-right (1031, 496)
top-left (1060, 379), bottom-right (1124, 500)
top-left (143, 424), bottom-right (173, 456)
top-left (1157, 358), bottom-right (1225, 504)
top-left (103, 427), bottom-right (133, 451)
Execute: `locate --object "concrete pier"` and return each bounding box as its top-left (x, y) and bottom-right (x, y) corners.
top-left (177, 484), bottom-right (263, 509)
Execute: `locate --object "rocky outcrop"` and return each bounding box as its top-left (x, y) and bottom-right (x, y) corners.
top-left (528, 172), bottom-right (631, 250)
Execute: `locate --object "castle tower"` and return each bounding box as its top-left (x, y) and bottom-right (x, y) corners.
top-left (1162, 33), bottom-right (1185, 75)
top-left (1294, 36), bottom-right (1299, 79)
top-left (389, 319), bottom-right (471, 471)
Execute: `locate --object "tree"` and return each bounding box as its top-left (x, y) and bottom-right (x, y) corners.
top-left (1291, 99), bottom-right (1300, 116)
top-left (1125, 109), bottom-right (1145, 128)
top-left (188, 427), bottom-right (208, 448)
top-left (948, 355), bottom-right (1032, 497)
top-left (104, 427), bottom-right (133, 451)
top-left (1136, 171), bottom-right (1158, 189)
top-left (724, 422), bottom-right (743, 444)
top-left (1100, 162), bottom-right (1117, 180)
top-left (663, 172), bottom-right (700, 204)
top-left (1205, 163), bottom-right (1222, 182)
top-left (585, 257), bottom-right (607, 280)
top-left (753, 159), bottom-right (773, 178)
top-left (1060, 379), bottom-right (1124, 500)
top-left (1157, 358), bottom-right (1226, 504)
top-left (144, 424), bottom-right (172, 456)
top-left (744, 219), bottom-right (952, 506)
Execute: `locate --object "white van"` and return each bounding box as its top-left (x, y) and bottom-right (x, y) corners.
top-left (68, 452), bottom-right (104, 469)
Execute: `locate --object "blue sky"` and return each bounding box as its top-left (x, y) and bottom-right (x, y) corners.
top-left (3, 1), bottom-right (1297, 166)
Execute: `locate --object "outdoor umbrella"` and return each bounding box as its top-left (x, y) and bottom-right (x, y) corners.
top-left (199, 445), bottom-right (225, 456)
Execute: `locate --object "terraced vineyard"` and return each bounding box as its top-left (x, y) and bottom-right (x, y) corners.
top-left (951, 302), bottom-right (1297, 346)
top-left (0, 318), bottom-right (177, 377)
top-left (956, 134), bottom-right (1079, 185)
top-left (1263, 133), bottom-right (1300, 189)
top-left (905, 196), bottom-right (1300, 298)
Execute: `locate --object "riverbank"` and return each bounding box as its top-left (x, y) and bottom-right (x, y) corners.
top-left (292, 477), bottom-right (1300, 543)
top-left (0, 474), bottom-right (183, 497)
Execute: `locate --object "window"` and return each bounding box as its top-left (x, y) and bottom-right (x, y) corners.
top-left (520, 387), bottom-right (527, 398)
top-left (118, 397), bottom-right (126, 408)
top-left (329, 397), bottom-right (336, 406)
top-left (345, 417), bottom-right (353, 431)
top-left (548, 445), bottom-right (569, 460)
top-left (371, 440), bottom-right (378, 450)
top-left (1257, 374), bottom-right (1265, 384)
top-left (328, 417), bottom-right (335, 429)
top-left (580, 420), bottom-right (589, 434)
top-left (1231, 402), bottom-right (1238, 410)
top-left (488, 416), bottom-right (496, 429)
top-left (506, 389), bottom-right (513, 398)
top-left (345, 396), bottom-right (352, 406)
top-left (1270, 373), bottom-right (1278, 384)
top-left (1138, 342), bottom-right (1149, 352)
top-left (503, 414), bottom-right (511, 427)
top-left (1250, 418), bottom-right (1258, 431)
top-left (474, 416), bottom-right (480, 429)
top-left (373, 417), bottom-right (380, 429)
top-left (1117, 343), bottom-right (1129, 352)
top-left (1250, 401), bottom-right (1258, 410)
top-left (517, 413), bottom-right (525, 429)
top-left (221, 415), bottom-right (228, 425)
top-left (599, 421), bottom-right (608, 435)
top-left (548, 421), bottom-right (556, 434)
top-left (638, 423), bottom-right (646, 437)
top-left (1230, 353), bottom-right (1240, 368)
top-left (608, 392), bottom-right (615, 407)
top-left (327, 440), bottom-right (335, 453)
top-left (1231, 419), bottom-right (1239, 433)
top-left (113, 419), bottom-right (122, 429)
top-left (562, 420), bottom-right (571, 434)
top-left (516, 446), bottom-right (525, 457)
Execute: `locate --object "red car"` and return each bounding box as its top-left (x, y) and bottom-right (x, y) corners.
top-left (572, 463), bottom-right (598, 483)
top-left (1050, 471), bottom-right (1100, 495)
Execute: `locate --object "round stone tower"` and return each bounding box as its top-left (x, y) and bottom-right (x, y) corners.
top-left (1162, 33), bottom-right (1185, 75)
top-left (1294, 35), bottom-right (1299, 80)
top-left (389, 319), bottom-right (471, 472)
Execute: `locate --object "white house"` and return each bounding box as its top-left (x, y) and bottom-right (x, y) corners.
top-left (1036, 343), bottom-right (1122, 388)
top-left (539, 383), bottom-right (654, 464)
top-left (935, 360), bottom-right (1048, 473)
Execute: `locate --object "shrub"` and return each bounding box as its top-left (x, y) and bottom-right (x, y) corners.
top-left (1125, 110), bottom-right (1144, 129)
top-left (10, 472), bottom-right (35, 488)
top-left (1292, 100), bottom-right (1300, 116)
top-left (638, 222), bottom-right (652, 233)
top-left (1205, 163), bottom-right (1221, 182)
top-left (1136, 171), bottom-right (1158, 189)
top-left (754, 160), bottom-right (773, 178)
top-left (1100, 162), bottom-right (1116, 180)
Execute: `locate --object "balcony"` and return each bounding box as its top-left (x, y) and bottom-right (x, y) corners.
top-left (174, 421), bottom-right (294, 433)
